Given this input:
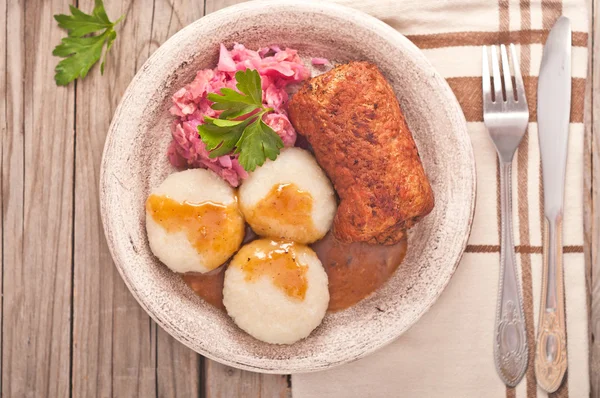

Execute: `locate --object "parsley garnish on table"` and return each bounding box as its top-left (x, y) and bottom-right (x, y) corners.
top-left (52, 0), bottom-right (124, 86)
top-left (199, 69), bottom-right (285, 172)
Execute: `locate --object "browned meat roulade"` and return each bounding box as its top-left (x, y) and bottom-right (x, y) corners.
top-left (288, 61), bottom-right (434, 245)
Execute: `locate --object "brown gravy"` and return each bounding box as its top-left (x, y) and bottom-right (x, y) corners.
top-left (182, 267), bottom-right (226, 310)
top-left (182, 230), bottom-right (407, 312)
top-left (312, 232), bottom-right (407, 311)
top-left (243, 183), bottom-right (319, 243)
top-left (146, 195), bottom-right (244, 270)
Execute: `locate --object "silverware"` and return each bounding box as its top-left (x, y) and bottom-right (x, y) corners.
top-left (535, 16), bottom-right (571, 393)
top-left (482, 43), bottom-right (529, 387)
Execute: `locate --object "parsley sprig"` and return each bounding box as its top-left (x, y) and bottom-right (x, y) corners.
top-left (53, 0), bottom-right (124, 86)
top-left (199, 69), bottom-right (284, 172)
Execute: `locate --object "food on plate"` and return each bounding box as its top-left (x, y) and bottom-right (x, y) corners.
top-left (312, 232), bottom-right (408, 311)
top-left (223, 239), bottom-right (329, 344)
top-left (288, 61), bottom-right (434, 245)
top-left (198, 69), bottom-right (286, 173)
top-left (168, 44), bottom-right (309, 186)
top-left (145, 169), bottom-right (245, 273)
top-left (145, 44), bottom-right (436, 345)
top-left (182, 267), bottom-right (226, 310)
top-left (239, 147), bottom-right (336, 244)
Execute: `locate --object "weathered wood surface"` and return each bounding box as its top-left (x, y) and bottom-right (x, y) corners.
top-left (205, 0), bottom-right (249, 13)
top-left (587, 0), bottom-right (600, 396)
top-left (0, 0), bottom-right (596, 397)
top-left (72, 0), bottom-right (204, 397)
top-left (205, 361), bottom-right (290, 398)
top-left (2, 0), bottom-right (74, 397)
top-left (0, 0), bottom-right (285, 396)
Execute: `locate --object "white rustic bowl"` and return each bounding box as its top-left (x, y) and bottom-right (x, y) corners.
top-left (100, 0), bottom-right (475, 373)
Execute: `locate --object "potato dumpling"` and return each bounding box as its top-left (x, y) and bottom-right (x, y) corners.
top-left (239, 148), bottom-right (336, 244)
top-left (146, 169), bottom-right (244, 273)
top-left (223, 239), bottom-right (329, 344)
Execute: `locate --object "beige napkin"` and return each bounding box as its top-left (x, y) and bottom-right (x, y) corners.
top-left (292, 1), bottom-right (589, 397)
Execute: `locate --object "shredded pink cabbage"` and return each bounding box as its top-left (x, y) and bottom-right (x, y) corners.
top-left (168, 44), bottom-right (310, 186)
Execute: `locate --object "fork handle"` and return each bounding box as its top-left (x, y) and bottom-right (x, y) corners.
top-left (494, 161), bottom-right (528, 386)
top-left (535, 216), bottom-right (567, 392)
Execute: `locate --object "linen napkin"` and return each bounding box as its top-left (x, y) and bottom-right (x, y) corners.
top-left (292, 1), bottom-right (589, 397)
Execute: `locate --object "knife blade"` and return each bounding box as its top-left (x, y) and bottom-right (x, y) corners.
top-left (535, 16), bottom-right (571, 393)
top-left (539, 16), bottom-right (571, 216)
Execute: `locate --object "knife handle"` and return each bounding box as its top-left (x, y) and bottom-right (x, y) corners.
top-left (535, 217), bottom-right (568, 392)
top-left (493, 162), bottom-right (528, 387)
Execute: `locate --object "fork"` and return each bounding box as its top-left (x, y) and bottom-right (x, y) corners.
top-left (482, 44), bottom-right (529, 387)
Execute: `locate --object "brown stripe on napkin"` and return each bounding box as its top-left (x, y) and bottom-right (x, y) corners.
top-left (465, 245), bottom-right (583, 254)
top-left (499, 0), bottom-right (510, 42)
top-left (515, 2), bottom-right (539, 396)
top-left (542, 0), bottom-right (562, 29)
top-left (407, 30), bottom-right (587, 49)
top-left (446, 77), bottom-right (585, 123)
top-left (550, 370), bottom-right (570, 398)
top-left (519, 70), bottom-right (539, 398)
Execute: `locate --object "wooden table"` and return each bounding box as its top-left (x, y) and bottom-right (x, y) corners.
top-left (1, 0), bottom-right (598, 397)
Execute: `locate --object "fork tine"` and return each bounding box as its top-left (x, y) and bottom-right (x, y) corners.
top-left (510, 44), bottom-right (527, 105)
top-left (490, 45), bottom-right (503, 102)
top-left (500, 45), bottom-right (513, 101)
top-left (482, 46), bottom-right (492, 103)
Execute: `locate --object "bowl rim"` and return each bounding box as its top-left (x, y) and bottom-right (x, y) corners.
top-left (100, 0), bottom-right (476, 373)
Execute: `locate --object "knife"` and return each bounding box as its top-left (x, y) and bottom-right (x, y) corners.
top-left (535, 16), bottom-right (571, 393)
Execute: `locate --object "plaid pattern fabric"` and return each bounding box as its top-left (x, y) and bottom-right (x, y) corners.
top-left (293, 0), bottom-right (589, 397)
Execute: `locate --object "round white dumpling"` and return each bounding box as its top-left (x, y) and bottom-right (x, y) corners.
top-left (145, 169), bottom-right (244, 274)
top-left (223, 239), bottom-right (329, 344)
top-left (239, 148), bottom-right (336, 244)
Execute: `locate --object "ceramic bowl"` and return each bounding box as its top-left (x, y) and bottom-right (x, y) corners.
top-left (100, 0), bottom-right (475, 373)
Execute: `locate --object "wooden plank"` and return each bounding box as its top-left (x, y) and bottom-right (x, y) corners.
top-left (202, 1), bottom-right (291, 396)
top-left (148, 0), bottom-right (204, 55)
top-left (205, 361), bottom-right (290, 398)
top-left (589, 0), bottom-right (600, 395)
top-left (0, 0), bottom-right (10, 394)
top-left (156, 332), bottom-right (201, 398)
top-left (2, 0), bottom-right (75, 396)
top-left (72, 0), bottom-right (206, 396)
top-left (71, 1), bottom-right (158, 397)
top-left (148, 1), bottom-right (205, 397)
top-left (0, 0), bottom-right (7, 392)
top-left (205, 0), bottom-right (249, 14)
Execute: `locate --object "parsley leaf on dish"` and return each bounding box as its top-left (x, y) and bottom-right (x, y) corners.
top-left (198, 69), bottom-right (285, 172)
top-left (53, 0), bottom-right (124, 86)
top-left (233, 67), bottom-right (263, 105)
top-left (199, 118), bottom-right (252, 158)
top-left (207, 69), bottom-right (264, 119)
top-left (235, 118), bottom-right (284, 172)
top-left (208, 69), bottom-right (263, 107)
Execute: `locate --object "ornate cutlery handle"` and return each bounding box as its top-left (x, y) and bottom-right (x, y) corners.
top-left (535, 217), bottom-right (567, 392)
top-left (494, 162), bottom-right (528, 386)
